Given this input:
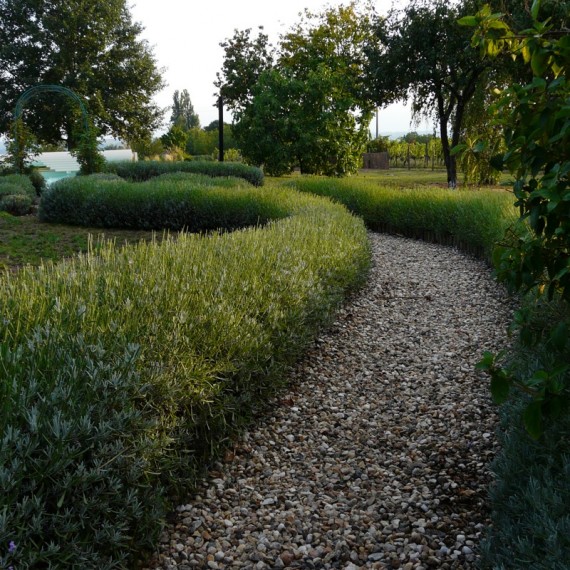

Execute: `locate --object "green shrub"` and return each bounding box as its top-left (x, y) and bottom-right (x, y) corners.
top-left (0, 174), bottom-right (36, 200)
top-left (0, 193), bottom-right (33, 216)
top-left (28, 169), bottom-right (47, 197)
top-left (480, 396), bottom-right (570, 569)
top-left (0, 335), bottom-right (166, 569)
top-left (85, 172), bottom-right (124, 182)
top-left (39, 175), bottom-right (284, 231)
top-left (105, 159), bottom-right (264, 186)
top-left (185, 154), bottom-right (215, 162)
top-left (478, 295), bottom-right (570, 569)
top-left (0, 182), bottom-right (25, 199)
top-left (1, 188), bottom-right (369, 567)
top-left (287, 177), bottom-right (518, 260)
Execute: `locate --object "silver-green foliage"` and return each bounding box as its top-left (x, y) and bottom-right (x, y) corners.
top-left (0, 187), bottom-right (370, 567)
top-left (0, 174), bottom-right (36, 215)
top-left (39, 173), bottom-right (277, 230)
top-left (0, 174), bottom-right (36, 200)
top-left (287, 177), bottom-right (518, 259)
top-left (104, 159), bottom-right (264, 186)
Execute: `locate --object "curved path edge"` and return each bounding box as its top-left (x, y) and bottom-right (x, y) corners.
top-left (147, 233), bottom-right (514, 570)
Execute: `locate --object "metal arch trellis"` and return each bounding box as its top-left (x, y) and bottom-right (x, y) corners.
top-left (12, 84), bottom-right (90, 168)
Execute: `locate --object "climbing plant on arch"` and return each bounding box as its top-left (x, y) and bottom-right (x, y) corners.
top-left (11, 84), bottom-right (104, 175)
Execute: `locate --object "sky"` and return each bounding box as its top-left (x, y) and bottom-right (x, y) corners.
top-left (128, 0), bottom-right (434, 136)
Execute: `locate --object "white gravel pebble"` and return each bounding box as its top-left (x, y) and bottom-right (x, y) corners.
top-left (145, 233), bottom-right (514, 570)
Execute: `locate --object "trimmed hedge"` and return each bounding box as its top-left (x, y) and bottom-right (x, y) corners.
top-left (0, 174), bottom-right (37, 215)
top-left (286, 177), bottom-right (518, 260)
top-left (39, 173), bottom-right (285, 231)
top-left (479, 394), bottom-right (570, 570)
top-left (0, 186), bottom-right (370, 568)
top-left (105, 159), bottom-right (264, 187)
top-left (0, 174), bottom-right (36, 200)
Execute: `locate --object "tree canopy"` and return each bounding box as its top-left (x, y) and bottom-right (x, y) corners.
top-left (170, 89), bottom-right (200, 130)
top-left (366, 0), bottom-right (491, 187)
top-left (215, 27), bottom-right (274, 114)
top-left (0, 0), bottom-right (165, 147)
top-left (216, 2), bottom-right (374, 176)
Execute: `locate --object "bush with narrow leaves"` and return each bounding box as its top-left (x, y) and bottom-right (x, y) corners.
top-left (0, 193), bottom-right (33, 216)
top-left (39, 174), bottom-right (284, 231)
top-left (105, 159), bottom-right (264, 186)
top-left (287, 177), bottom-right (517, 260)
top-left (1, 185), bottom-right (369, 568)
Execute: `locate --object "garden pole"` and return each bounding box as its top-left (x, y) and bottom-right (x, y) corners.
top-left (218, 97), bottom-right (224, 162)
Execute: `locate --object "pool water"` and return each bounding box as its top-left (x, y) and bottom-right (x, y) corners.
top-left (42, 171), bottom-right (77, 185)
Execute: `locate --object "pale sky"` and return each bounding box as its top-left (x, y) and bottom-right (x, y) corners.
top-left (129, 0), bottom-right (434, 135)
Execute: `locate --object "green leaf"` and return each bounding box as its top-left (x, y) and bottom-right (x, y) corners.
top-left (526, 369), bottom-right (549, 387)
top-left (550, 321), bottom-right (568, 351)
top-left (473, 140), bottom-right (487, 153)
top-left (531, 50), bottom-right (548, 76)
top-left (531, 0), bottom-right (541, 21)
top-left (487, 19), bottom-right (510, 31)
top-left (458, 16), bottom-right (478, 27)
top-left (476, 351), bottom-right (495, 371)
top-left (451, 143), bottom-right (467, 156)
top-left (523, 400), bottom-right (543, 439)
top-left (490, 373), bottom-right (510, 404)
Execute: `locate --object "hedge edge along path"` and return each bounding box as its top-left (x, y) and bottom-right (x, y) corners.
top-left (0, 186), bottom-right (369, 569)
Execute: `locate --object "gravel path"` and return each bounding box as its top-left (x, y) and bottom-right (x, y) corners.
top-left (147, 233), bottom-right (514, 570)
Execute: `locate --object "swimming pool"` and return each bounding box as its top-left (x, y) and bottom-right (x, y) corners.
top-left (41, 171), bottom-right (77, 185)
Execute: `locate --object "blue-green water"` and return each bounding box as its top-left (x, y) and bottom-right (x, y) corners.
top-left (42, 171), bottom-right (77, 185)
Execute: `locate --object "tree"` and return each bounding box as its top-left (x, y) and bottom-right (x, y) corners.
top-left (464, 3), bottom-right (570, 437)
top-left (170, 89), bottom-right (200, 130)
top-left (0, 0), bottom-right (165, 147)
top-left (366, 0), bottom-right (490, 187)
top-left (160, 125), bottom-right (188, 153)
top-left (215, 27), bottom-right (274, 114)
top-left (217, 2), bottom-right (374, 176)
top-left (231, 69), bottom-right (297, 176)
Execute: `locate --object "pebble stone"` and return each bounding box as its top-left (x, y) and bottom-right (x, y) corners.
top-left (144, 233), bottom-right (514, 570)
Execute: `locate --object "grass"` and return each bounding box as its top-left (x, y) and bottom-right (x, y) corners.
top-left (0, 211), bottom-right (158, 269)
top-left (268, 167), bottom-right (514, 188)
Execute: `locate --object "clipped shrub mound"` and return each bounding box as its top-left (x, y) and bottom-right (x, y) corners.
top-left (0, 174), bottom-right (37, 216)
top-left (0, 174), bottom-right (37, 200)
top-left (105, 159), bottom-right (264, 186)
top-left (39, 174), bottom-right (284, 231)
top-left (0, 187), bottom-right (369, 568)
top-left (0, 193), bottom-right (33, 216)
top-left (287, 177), bottom-right (518, 260)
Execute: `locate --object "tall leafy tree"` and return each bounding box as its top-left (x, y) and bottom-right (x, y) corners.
top-left (0, 0), bottom-right (165, 147)
top-left (217, 2), bottom-right (374, 176)
top-left (170, 89), bottom-right (200, 130)
top-left (215, 27), bottom-right (274, 113)
top-left (366, 0), bottom-right (490, 187)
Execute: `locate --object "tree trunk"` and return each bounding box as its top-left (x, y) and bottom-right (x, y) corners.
top-left (450, 96), bottom-right (468, 188)
top-left (437, 95), bottom-right (457, 189)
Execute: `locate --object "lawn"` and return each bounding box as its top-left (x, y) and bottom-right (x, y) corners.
top-left (0, 210), bottom-right (159, 269)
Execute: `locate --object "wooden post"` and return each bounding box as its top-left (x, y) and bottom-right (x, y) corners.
top-left (218, 97), bottom-right (224, 162)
